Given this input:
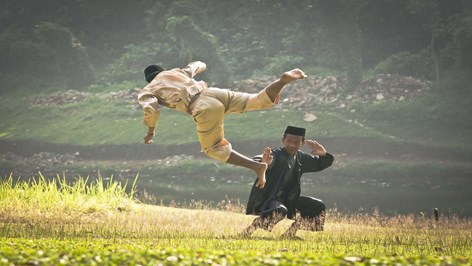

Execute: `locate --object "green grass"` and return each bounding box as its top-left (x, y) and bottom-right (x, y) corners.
top-left (348, 88), bottom-right (472, 150)
top-left (1, 86), bottom-right (471, 156)
top-left (0, 90), bottom-right (420, 146)
top-left (1, 175), bottom-right (471, 265)
top-left (0, 96), bottom-right (144, 145)
top-left (1, 238), bottom-right (469, 265)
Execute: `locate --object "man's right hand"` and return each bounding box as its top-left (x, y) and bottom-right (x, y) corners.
top-left (144, 133), bottom-right (154, 144)
top-left (261, 147), bottom-right (273, 165)
top-left (255, 147), bottom-right (271, 189)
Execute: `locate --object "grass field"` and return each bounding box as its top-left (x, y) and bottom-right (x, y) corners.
top-left (1, 175), bottom-right (471, 265)
top-left (1, 80), bottom-right (472, 264)
top-left (2, 87), bottom-right (470, 149)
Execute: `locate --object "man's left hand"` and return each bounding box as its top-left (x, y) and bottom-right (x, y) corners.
top-left (305, 140), bottom-right (327, 157)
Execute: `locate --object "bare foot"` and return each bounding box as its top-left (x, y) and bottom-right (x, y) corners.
top-left (255, 163), bottom-right (267, 188)
top-left (281, 69), bottom-right (307, 83)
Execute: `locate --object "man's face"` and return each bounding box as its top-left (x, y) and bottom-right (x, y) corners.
top-left (282, 134), bottom-right (304, 156)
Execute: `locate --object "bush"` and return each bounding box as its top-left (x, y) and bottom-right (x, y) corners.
top-left (0, 29), bottom-right (57, 91)
top-left (99, 44), bottom-right (161, 85)
top-left (34, 22), bottom-right (96, 90)
top-left (374, 49), bottom-right (435, 80)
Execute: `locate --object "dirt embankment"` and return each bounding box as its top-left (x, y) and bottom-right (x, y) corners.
top-left (30, 73), bottom-right (431, 110)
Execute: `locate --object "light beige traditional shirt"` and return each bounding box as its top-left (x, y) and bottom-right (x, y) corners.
top-left (138, 61), bottom-right (208, 129)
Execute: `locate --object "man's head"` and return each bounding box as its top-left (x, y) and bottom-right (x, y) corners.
top-left (144, 65), bottom-right (165, 83)
top-left (282, 126), bottom-right (306, 156)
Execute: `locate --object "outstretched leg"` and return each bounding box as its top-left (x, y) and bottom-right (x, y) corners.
top-left (264, 69), bottom-right (307, 102)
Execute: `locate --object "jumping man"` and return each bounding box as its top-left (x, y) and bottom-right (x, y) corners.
top-left (138, 61), bottom-right (307, 188)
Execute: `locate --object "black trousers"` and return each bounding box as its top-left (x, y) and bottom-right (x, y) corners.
top-left (260, 195), bottom-right (325, 218)
top-left (296, 195), bottom-right (326, 218)
top-left (254, 196), bottom-right (326, 232)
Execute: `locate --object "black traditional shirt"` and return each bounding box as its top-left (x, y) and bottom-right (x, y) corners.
top-left (246, 147), bottom-right (334, 219)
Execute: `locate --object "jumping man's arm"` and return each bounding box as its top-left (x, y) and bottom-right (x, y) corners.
top-left (138, 94), bottom-right (160, 144)
top-left (183, 61), bottom-right (206, 77)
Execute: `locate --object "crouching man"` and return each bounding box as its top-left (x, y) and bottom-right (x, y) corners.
top-left (243, 126), bottom-right (334, 238)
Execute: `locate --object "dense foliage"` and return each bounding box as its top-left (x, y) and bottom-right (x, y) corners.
top-left (1, 0), bottom-right (471, 92)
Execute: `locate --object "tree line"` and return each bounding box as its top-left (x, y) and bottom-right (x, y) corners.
top-left (0, 0), bottom-right (471, 92)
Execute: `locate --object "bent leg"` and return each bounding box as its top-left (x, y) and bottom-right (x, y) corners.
top-left (296, 195), bottom-right (326, 231)
top-left (282, 196), bottom-right (326, 238)
top-left (192, 90), bottom-right (267, 183)
top-left (297, 195), bottom-right (326, 218)
top-left (192, 94), bottom-right (231, 161)
top-left (242, 202), bottom-right (287, 237)
top-left (226, 151), bottom-right (267, 188)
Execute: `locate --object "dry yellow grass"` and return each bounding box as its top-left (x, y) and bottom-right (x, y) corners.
top-left (2, 175), bottom-right (471, 258)
top-left (2, 200), bottom-right (471, 256)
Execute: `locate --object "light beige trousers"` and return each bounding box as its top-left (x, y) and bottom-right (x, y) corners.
top-left (189, 87), bottom-right (276, 162)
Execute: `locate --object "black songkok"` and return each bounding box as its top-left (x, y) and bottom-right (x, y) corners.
top-left (284, 126), bottom-right (306, 137)
top-left (144, 65), bottom-right (165, 83)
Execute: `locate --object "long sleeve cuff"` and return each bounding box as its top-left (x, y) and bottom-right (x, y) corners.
top-left (138, 94), bottom-right (160, 128)
top-left (142, 108), bottom-right (160, 128)
top-left (184, 61), bottom-right (206, 77)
